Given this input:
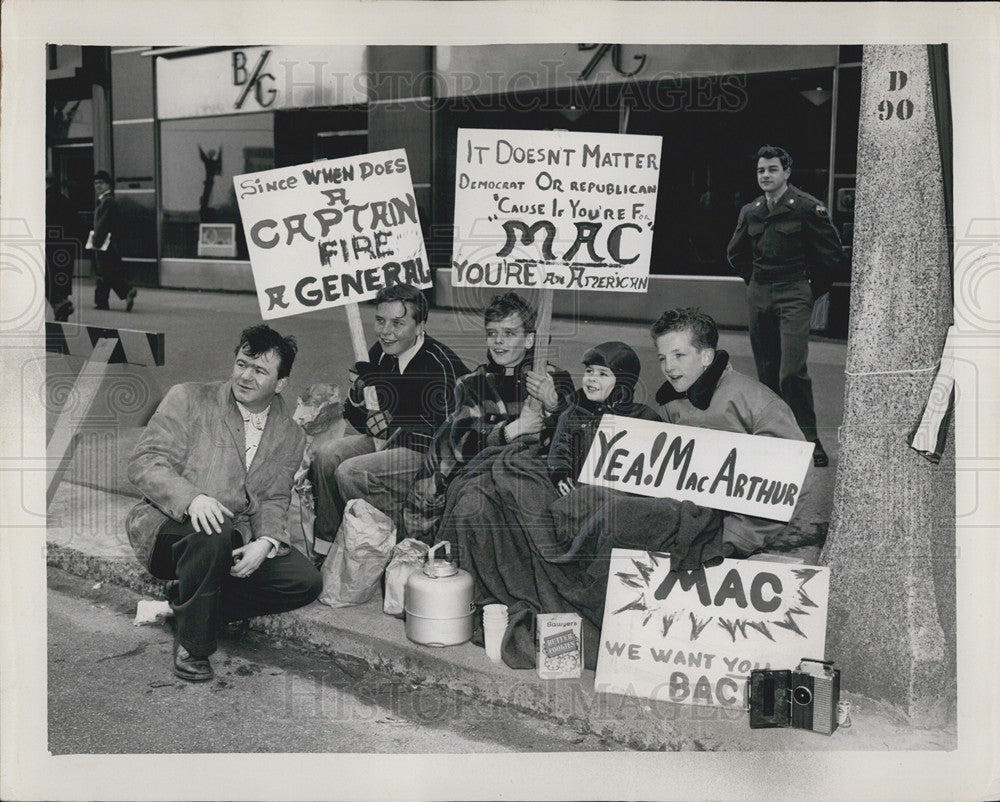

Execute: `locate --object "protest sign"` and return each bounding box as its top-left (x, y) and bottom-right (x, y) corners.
top-left (579, 415), bottom-right (814, 521)
top-left (452, 128), bottom-right (662, 292)
top-left (595, 549), bottom-right (830, 708)
top-left (234, 149), bottom-right (430, 320)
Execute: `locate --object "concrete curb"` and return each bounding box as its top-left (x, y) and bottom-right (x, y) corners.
top-left (46, 542), bottom-right (702, 750)
top-left (47, 541), bottom-right (950, 752)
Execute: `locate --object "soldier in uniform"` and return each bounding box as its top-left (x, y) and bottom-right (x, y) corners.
top-left (727, 145), bottom-right (848, 467)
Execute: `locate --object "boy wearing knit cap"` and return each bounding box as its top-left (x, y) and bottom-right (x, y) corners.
top-left (548, 341), bottom-right (662, 496)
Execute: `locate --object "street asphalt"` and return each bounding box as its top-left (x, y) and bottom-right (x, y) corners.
top-left (48, 567), bottom-right (612, 754)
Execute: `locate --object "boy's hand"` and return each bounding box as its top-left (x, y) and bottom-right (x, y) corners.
top-left (557, 478), bottom-right (577, 497)
top-left (525, 369), bottom-right (559, 412)
top-left (187, 494), bottom-right (234, 534)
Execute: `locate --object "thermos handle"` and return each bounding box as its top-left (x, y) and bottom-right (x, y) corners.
top-left (427, 541), bottom-right (450, 562)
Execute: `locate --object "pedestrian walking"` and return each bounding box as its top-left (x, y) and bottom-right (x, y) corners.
top-left (90, 170), bottom-right (137, 312)
top-left (45, 171), bottom-right (79, 321)
top-left (727, 145), bottom-right (848, 467)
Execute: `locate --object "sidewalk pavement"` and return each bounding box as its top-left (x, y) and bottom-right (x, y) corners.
top-left (47, 460), bottom-right (952, 751)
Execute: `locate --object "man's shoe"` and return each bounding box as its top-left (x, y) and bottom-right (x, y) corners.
top-left (94, 303), bottom-right (110, 311)
top-left (812, 439), bottom-right (830, 468)
top-left (53, 299), bottom-right (73, 321)
top-left (125, 288), bottom-right (137, 312)
top-left (172, 639), bottom-right (214, 682)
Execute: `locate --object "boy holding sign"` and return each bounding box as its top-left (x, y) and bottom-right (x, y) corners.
top-left (652, 307), bottom-right (814, 556)
top-left (401, 292), bottom-right (574, 543)
top-left (310, 284), bottom-right (467, 564)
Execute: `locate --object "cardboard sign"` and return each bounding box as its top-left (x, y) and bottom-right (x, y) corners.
top-left (452, 128), bottom-right (661, 292)
top-left (579, 415), bottom-right (813, 522)
top-left (233, 149), bottom-right (430, 319)
top-left (595, 549), bottom-right (830, 708)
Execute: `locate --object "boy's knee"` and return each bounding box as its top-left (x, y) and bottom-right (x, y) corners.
top-left (312, 438), bottom-right (344, 474)
top-left (334, 457), bottom-right (366, 498)
top-left (305, 569), bottom-right (323, 603)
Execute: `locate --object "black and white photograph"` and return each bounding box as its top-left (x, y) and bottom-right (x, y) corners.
top-left (2, 2), bottom-right (998, 800)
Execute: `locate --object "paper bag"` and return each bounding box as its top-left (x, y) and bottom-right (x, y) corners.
top-left (318, 498), bottom-right (395, 608)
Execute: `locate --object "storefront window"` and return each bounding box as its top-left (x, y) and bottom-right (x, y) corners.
top-left (160, 113), bottom-right (274, 260)
top-left (434, 66), bottom-right (855, 278)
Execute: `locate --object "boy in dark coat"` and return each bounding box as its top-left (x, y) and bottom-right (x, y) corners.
top-left (311, 284), bottom-right (467, 562)
top-left (401, 292), bottom-right (573, 543)
top-left (548, 340), bottom-right (661, 495)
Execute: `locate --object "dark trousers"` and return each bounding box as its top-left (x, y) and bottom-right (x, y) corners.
top-left (93, 252), bottom-right (131, 307)
top-left (746, 278), bottom-right (818, 441)
top-left (45, 245), bottom-right (74, 306)
top-left (150, 517), bottom-right (322, 657)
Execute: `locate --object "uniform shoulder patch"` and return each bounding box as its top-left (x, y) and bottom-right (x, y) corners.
top-left (814, 204), bottom-right (828, 216)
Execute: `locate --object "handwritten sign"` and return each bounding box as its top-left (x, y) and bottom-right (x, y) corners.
top-left (452, 128), bottom-right (661, 292)
top-left (595, 549), bottom-right (830, 708)
top-left (579, 415), bottom-right (813, 522)
top-left (233, 149), bottom-right (430, 319)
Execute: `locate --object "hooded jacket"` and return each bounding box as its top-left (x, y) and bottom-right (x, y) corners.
top-left (547, 341), bottom-right (662, 486)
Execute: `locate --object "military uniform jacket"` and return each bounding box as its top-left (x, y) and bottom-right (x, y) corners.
top-left (727, 184), bottom-right (846, 299)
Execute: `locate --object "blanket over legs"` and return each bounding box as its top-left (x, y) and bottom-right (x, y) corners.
top-left (436, 438), bottom-right (724, 669)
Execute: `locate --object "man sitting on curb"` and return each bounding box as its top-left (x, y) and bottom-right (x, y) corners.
top-left (126, 324), bottom-right (322, 682)
top-left (653, 307), bottom-right (815, 557)
top-left (310, 283), bottom-right (468, 564)
top-left (401, 291), bottom-right (574, 543)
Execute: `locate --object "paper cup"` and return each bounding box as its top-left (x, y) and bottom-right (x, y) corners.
top-left (482, 603), bottom-right (509, 620)
top-left (483, 619), bottom-right (506, 661)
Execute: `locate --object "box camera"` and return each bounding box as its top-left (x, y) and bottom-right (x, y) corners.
top-left (747, 658), bottom-right (840, 735)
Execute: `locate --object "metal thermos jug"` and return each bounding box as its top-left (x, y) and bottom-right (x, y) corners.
top-left (404, 541), bottom-right (474, 647)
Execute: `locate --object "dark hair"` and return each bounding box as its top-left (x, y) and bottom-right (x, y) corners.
top-left (93, 170), bottom-right (113, 184)
top-left (235, 324), bottom-right (298, 379)
top-left (650, 307), bottom-right (719, 351)
top-left (484, 292), bottom-right (536, 331)
top-left (375, 283), bottom-right (428, 324)
top-left (755, 145), bottom-right (792, 171)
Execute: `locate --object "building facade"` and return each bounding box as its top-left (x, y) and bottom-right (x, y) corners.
top-left (46, 44), bottom-right (860, 331)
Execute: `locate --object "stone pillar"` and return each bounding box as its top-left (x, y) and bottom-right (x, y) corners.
top-left (822, 45), bottom-right (955, 727)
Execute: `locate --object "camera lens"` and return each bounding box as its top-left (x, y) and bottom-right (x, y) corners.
top-left (793, 685), bottom-right (812, 705)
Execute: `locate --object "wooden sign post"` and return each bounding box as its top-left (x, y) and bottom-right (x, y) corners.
top-left (343, 301), bottom-right (385, 448)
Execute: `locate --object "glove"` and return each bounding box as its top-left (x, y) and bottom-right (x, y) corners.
top-left (366, 409), bottom-right (393, 439)
top-left (549, 468), bottom-right (572, 488)
top-left (348, 361), bottom-right (378, 405)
